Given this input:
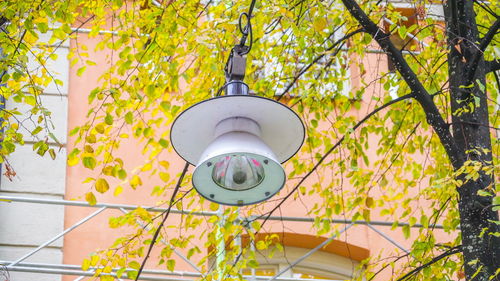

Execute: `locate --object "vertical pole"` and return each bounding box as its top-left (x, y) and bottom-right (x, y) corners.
top-left (0, 26), bottom-right (7, 182)
top-left (216, 206), bottom-right (225, 280)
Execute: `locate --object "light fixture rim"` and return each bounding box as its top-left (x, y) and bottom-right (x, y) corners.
top-left (170, 95), bottom-right (305, 166)
top-left (192, 151), bottom-right (286, 206)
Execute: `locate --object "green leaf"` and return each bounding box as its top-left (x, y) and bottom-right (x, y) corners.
top-left (83, 157), bottom-right (96, 170)
top-left (398, 25), bottom-right (407, 39)
top-left (48, 148), bottom-right (56, 160)
top-left (31, 126), bottom-right (43, 135)
top-left (48, 133), bottom-right (61, 145)
top-left (402, 225), bottom-right (410, 239)
top-left (128, 261), bottom-right (140, 270)
top-left (125, 112), bottom-right (133, 124)
top-left (77, 66), bottom-right (86, 76)
top-left (105, 114), bottom-right (113, 125)
top-left (166, 259), bottom-right (175, 271)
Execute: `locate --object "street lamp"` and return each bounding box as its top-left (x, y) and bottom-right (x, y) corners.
top-left (170, 93), bottom-right (304, 206)
top-left (170, 11), bottom-right (304, 206)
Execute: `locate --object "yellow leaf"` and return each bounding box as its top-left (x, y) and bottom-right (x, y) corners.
top-left (159, 172), bottom-right (170, 182)
top-left (209, 202), bottom-right (219, 211)
top-left (82, 259), bottom-right (91, 271)
top-left (68, 154), bottom-right (80, 166)
top-left (95, 178), bottom-right (110, 193)
top-left (366, 197), bottom-right (375, 208)
top-left (77, 66), bottom-right (86, 76)
top-left (90, 255), bottom-right (100, 266)
top-left (86, 192), bottom-right (96, 206)
top-left (48, 148), bottom-right (56, 160)
top-left (86, 134), bottom-right (96, 143)
top-left (159, 161), bottom-right (169, 169)
top-left (114, 185), bottom-right (123, 196)
top-left (313, 17), bottom-right (327, 32)
top-left (102, 166), bottom-right (113, 176)
top-left (130, 175), bottom-right (142, 189)
top-left (95, 124), bottom-right (105, 134)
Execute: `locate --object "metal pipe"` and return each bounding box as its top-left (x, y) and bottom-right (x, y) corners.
top-left (216, 206), bottom-right (225, 279)
top-left (0, 261), bottom-right (201, 277)
top-left (249, 276), bottom-right (343, 281)
top-left (268, 223), bottom-right (354, 281)
top-left (0, 195), bottom-right (217, 217)
top-left (118, 208), bottom-right (204, 276)
top-left (4, 266), bottom-right (192, 281)
top-left (3, 264), bottom-right (344, 281)
top-left (367, 224), bottom-right (410, 254)
top-left (7, 207), bottom-right (107, 267)
top-left (0, 196), bottom-right (446, 229)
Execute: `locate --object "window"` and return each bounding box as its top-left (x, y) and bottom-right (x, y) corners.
top-left (239, 233), bottom-right (369, 280)
top-left (383, 8), bottom-right (420, 72)
top-left (253, 17), bottom-right (351, 98)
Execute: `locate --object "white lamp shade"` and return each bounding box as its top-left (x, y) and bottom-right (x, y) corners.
top-left (170, 95), bottom-right (304, 206)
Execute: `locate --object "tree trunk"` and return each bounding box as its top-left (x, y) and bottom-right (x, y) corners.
top-left (341, 0), bottom-right (500, 279)
top-left (444, 0), bottom-right (500, 280)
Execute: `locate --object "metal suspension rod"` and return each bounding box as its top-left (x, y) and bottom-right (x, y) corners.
top-left (7, 207), bottom-right (107, 267)
top-left (367, 224), bottom-right (410, 254)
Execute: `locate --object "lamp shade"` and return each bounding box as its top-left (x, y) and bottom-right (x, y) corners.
top-left (170, 95), bottom-right (304, 206)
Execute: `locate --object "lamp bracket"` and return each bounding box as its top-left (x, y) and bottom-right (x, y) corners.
top-left (225, 45), bottom-right (249, 82)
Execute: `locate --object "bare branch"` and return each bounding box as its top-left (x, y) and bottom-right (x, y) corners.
top-left (479, 18), bottom-right (500, 53)
top-left (465, 17), bottom-right (500, 83)
top-left (340, 0), bottom-right (464, 168)
top-left (260, 92), bottom-right (415, 225)
top-left (396, 246), bottom-right (462, 281)
top-left (134, 162), bottom-right (190, 281)
top-left (485, 59), bottom-right (500, 73)
top-left (276, 28), bottom-right (364, 101)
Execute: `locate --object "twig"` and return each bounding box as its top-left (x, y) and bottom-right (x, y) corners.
top-left (396, 246), bottom-right (462, 281)
top-left (134, 162), bottom-right (190, 281)
top-left (259, 92), bottom-right (415, 225)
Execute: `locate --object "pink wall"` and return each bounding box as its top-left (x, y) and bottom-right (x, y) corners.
top-left (63, 30), bottom-right (453, 281)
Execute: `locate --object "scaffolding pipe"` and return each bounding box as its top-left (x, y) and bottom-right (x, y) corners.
top-left (4, 266), bottom-right (192, 281)
top-left (7, 207), bottom-right (107, 267)
top-left (367, 224), bottom-right (410, 254)
top-left (0, 196), bottom-right (446, 229)
top-left (0, 261), bottom-right (201, 277)
top-left (3, 265), bottom-right (344, 281)
top-left (118, 208), bottom-right (204, 276)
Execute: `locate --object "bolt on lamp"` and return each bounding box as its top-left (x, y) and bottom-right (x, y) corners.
top-left (170, 43), bottom-right (304, 206)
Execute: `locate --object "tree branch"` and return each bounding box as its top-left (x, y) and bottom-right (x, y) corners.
top-left (260, 92), bottom-right (414, 225)
top-left (340, 0), bottom-right (464, 169)
top-left (276, 28), bottom-right (364, 101)
top-left (465, 17), bottom-right (500, 84)
top-left (396, 246), bottom-right (462, 281)
top-left (485, 59), bottom-right (500, 73)
top-left (134, 161), bottom-right (190, 281)
top-left (479, 18), bottom-right (500, 53)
